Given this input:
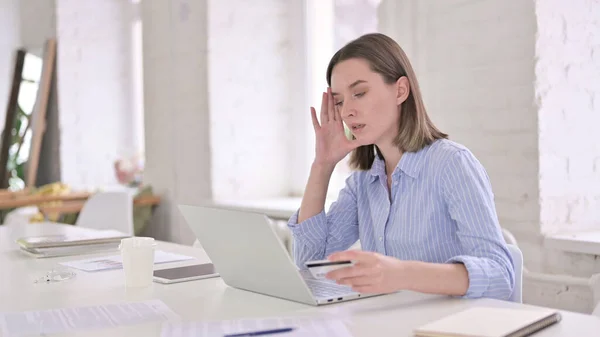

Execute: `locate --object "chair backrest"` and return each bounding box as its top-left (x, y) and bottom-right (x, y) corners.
top-left (591, 273), bottom-right (600, 317)
top-left (76, 191), bottom-right (134, 236)
top-left (507, 244), bottom-right (523, 303)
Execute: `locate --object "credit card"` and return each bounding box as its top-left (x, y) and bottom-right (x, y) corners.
top-left (304, 259), bottom-right (354, 279)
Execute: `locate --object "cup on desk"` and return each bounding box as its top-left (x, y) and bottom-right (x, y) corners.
top-left (119, 237), bottom-right (156, 288)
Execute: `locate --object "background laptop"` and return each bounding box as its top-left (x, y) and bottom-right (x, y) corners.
top-left (178, 204), bottom-right (378, 306)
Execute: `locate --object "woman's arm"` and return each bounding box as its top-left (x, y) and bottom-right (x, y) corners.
top-left (288, 171), bottom-right (360, 267)
top-left (289, 88), bottom-right (365, 267)
top-left (401, 261), bottom-right (469, 296)
top-left (326, 149), bottom-right (513, 300)
top-left (297, 162), bottom-right (335, 223)
top-left (326, 250), bottom-right (469, 296)
top-left (440, 149), bottom-right (515, 300)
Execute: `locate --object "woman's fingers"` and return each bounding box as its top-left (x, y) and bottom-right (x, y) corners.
top-left (327, 87), bottom-right (336, 122)
top-left (320, 91), bottom-right (328, 124)
top-left (339, 275), bottom-right (375, 288)
top-left (335, 104), bottom-right (344, 127)
top-left (310, 107), bottom-right (320, 130)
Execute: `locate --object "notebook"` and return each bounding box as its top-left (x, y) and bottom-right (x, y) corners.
top-left (16, 229), bottom-right (129, 249)
top-left (414, 307), bottom-right (561, 337)
top-left (19, 242), bottom-right (122, 258)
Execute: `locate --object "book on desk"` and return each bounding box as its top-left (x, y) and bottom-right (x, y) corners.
top-left (16, 229), bottom-right (130, 258)
top-left (414, 306), bottom-right (561, 337)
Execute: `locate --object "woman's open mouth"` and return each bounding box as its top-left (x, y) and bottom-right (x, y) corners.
top-left (351, 124), bottom-right (366, 133)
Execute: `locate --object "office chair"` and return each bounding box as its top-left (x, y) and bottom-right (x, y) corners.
top-left (507, 244), bottom-right (524, 303)
top-left (76, 191), bottom-right (134, 236)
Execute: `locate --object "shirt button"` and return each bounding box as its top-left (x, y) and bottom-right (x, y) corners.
top-left (379, 236), bottom-right (383, 241)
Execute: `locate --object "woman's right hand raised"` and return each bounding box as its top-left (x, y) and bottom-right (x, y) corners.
top-left (311, 88), bottom-right (365, 168)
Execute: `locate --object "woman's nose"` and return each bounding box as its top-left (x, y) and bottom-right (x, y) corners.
top-left (341, 104), bottom-right (355, 118)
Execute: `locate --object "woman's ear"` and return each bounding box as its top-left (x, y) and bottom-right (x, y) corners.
top-left (396, 76), bottom-right (410, 105)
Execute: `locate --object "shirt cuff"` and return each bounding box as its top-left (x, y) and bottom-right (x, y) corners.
top-left (446, 255), bottom-right (489, 298)
top-left (287, 209), bottom-right (328, 250)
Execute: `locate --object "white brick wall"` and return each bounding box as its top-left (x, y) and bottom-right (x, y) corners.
top-left (141, 0), bottom-right (212, 244)
top-left (535, 0), bottom-right (600, 234)
top-left (208, 0), bottom-right (294, 199)
top-left (55, 0), bottom-right (139, 189)
top-left (380, 0), bottom-right (542, 269)
top-left (524, 277), bottom-right (595, 314)
top-left (0, 0), bottom-right (20, 129)
top-left (378, 0), bottom-right (600, 313)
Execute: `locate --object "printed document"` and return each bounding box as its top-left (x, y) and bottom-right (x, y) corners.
top-left (161, 316), bottom-right (353, 337)
top-left (0, 299), bottom-right (179, 337)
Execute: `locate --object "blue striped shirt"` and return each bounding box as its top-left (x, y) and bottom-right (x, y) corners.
top-left (288, 139), bottom-right (515, 300)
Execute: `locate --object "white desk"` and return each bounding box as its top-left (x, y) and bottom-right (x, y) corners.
top-left (212, 197), bottom-right (335, 221)
top-left (545, 230), bottom-right (600, 256)
top-left (1, 223), bottom-right (599, 336)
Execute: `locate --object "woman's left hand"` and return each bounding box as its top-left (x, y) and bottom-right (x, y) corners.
top-left (326, 250), bottom-right (408, 294)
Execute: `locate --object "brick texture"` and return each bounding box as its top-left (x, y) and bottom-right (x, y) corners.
top-left (56, 0), bottom-right (137, 189)
top-left (382, 0), bottom-right (541, 268)
top-left (378, 0), bottom-right (600, 313)
top-left (141, 0), bottom-right (212, 244)
top-left (536, 0), bottom-right (600, 234)
top-left (208, 0), bottom-right (294, 200)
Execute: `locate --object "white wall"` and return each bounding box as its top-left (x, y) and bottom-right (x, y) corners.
top-left (0, 0), bottom-right (55, 130)
top-left (208, 0), bottom-right (296, 200)
top-left (380, 0), bottom-right (542, 269)
top-left (55, 0), bottom-right (141, 189)
top-left (535, 0), bottom-right (600, 235)
top-left (1, 0), bottom-right (142, 189)
top-left (0, 0), bottom-right (20, 130)
top-left (141, 0), bottom-right (212, 244)
top-left (18, 0), bottom-right (56, 56)
top-left (378, 0), bottom-right (600, 313)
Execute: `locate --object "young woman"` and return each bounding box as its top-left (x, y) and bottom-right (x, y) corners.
top-left (287, 33), bottom-right (514, 300)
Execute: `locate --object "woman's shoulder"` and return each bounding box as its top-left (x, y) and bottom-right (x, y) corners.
top-left (429, 138), bottom-right (470, 155)
top-left (425, 139), bottom-right (482, 171)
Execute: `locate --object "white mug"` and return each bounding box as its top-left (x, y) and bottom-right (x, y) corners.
top-left (119, 237), bottom-right (156, 287)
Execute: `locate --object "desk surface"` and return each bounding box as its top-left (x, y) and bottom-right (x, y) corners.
top-left (213, 197), bottom-right (335, 220)
top-left (1, 223), bottom-right (599, 336)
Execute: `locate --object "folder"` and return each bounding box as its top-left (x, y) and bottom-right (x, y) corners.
top-left (15, 229), bottom-right (130, 258)
top-left (16, 229), bottom-right (129, 249)
top-left (414, 306), bottom-right (561, 337)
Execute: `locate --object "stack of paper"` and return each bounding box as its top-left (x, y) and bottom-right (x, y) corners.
top-left (0, 300), bottom-right (179, 336)
top-left (16, 230), bottom-right (130, 258)
top-left (161, 317), bottom-right (353, 337)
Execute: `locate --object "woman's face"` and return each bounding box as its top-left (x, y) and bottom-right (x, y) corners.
top-left (330, 58), bottom-right (409, 147)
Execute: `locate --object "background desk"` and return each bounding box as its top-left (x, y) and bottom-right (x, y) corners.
top-left (1, 223), bottom-right (599, 336)
top-left (213, 197), bottom-right (334, 220)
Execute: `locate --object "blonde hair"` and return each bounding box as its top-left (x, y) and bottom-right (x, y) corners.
top-left (326, 33), bottom-right (447, 170)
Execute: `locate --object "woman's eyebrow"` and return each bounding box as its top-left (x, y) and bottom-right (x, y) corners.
top-left (332, 80), bottom-right (368, 96)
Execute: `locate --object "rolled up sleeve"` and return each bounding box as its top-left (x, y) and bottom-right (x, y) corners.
top-left (288, 174), bottom-right (359, 268)
top-left (441, 150), bottom-right (515, 300)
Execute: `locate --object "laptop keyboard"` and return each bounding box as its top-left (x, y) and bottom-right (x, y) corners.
top-left (300, 270), bottom-right (357, 298)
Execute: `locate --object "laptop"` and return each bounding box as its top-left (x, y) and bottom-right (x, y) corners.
top-left (178, 204), bottom-right (379, 306)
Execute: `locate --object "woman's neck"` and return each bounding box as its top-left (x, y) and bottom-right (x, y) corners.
top-left (377, 142), bottom-right (403, 176)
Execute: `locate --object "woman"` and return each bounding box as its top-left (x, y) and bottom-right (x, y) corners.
top-left (287, 33), bottom-right (514, 300)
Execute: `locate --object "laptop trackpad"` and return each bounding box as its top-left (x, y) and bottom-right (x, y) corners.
top-left (301, 270), bottom-right (357, 298)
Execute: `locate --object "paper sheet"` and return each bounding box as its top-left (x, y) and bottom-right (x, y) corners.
top-left (0, 299), bottom-right (179, 337)
top-left (59, 250), bottom-right (196, 272)
top-left (161, 317), bottom-right (353, 337)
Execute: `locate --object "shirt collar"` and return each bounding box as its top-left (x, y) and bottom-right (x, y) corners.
top-left (368, 143), bottom-right (432, 181)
